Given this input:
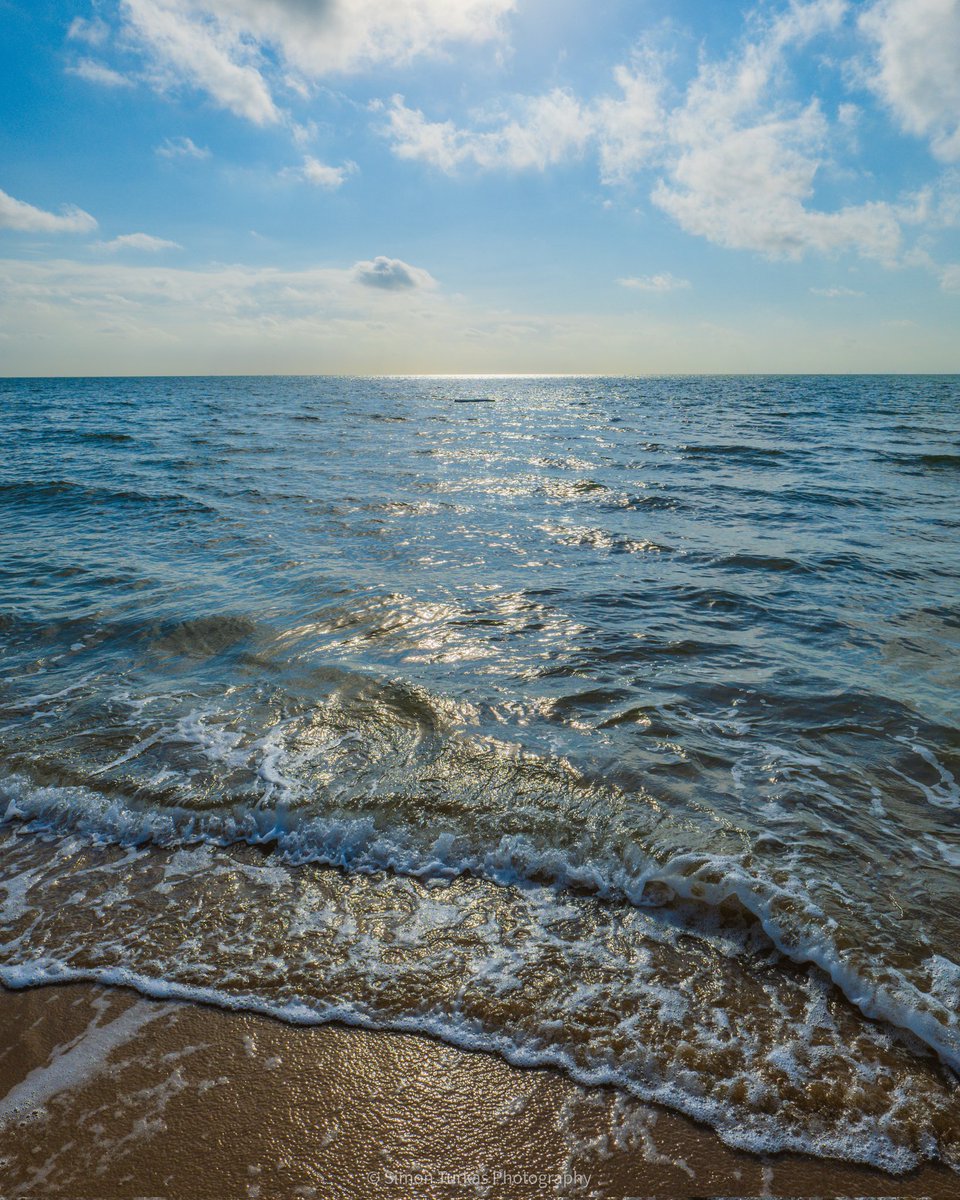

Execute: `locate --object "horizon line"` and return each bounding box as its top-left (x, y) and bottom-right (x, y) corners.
top-left (3, 371), bottom-right (960, 381)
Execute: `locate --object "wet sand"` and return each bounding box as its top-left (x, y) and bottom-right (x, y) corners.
top-left (0, 982), bottom-right (955, 1199)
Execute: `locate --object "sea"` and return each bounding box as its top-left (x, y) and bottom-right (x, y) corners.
top-left (1, 375), bottom-right (958, 1173)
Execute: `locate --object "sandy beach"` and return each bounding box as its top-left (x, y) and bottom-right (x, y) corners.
top-left (1, 982), bottom-right (955, 1199)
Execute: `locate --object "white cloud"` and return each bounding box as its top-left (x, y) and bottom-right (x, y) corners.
top-left (837, 101), bottom-right (860, 129)
top-left (382, 89), bottom-right (593, 172)
top-left (810, 285), bottom-right (865, 296)
top-left (0, 188), bottom-right (97, 234)
top-left (67, 16), bottom-right (110, 46)
top-left (650, 0), bottom-right (909, 263)
top-left (219, 0), bottom-right (515, 74)
top-left (2, 255), bottom-right (955, 374)
top-left (67, 58), bottom-right (134, 88)
top-left (96, 232), bottom-right (182, 252)
top-left (651, 110), bottom-right (905, 264)
top-left (297, 156), bottom-right (357, 189)
top-left (860, 0), bottom-right (960, 161)
top-left (116, 0), bottom-right (515, 126)
top-left (0, 255), bottom-right (445, 372)
top-left (376, 53), bottom-right (661, 182)
top-left (156, 135), bottom-right (211, 159)
top-left (596, 59), bottom-right (666, 185)
top-left (122, 0), bottom-right (282, 126)
top-left (352, 256), bottom-right (435, 289)
top-left (618, 273), bottom-right (690, 291)
top-left (939, 262), bottom-right (960, 291)
top-left (375, 1), bottom-right (910, 265)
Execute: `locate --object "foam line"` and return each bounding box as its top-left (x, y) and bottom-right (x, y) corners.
top-left (0, 959), bottom-right (942, 1175)
top-left (2, 773), bottom-right (958, 1077)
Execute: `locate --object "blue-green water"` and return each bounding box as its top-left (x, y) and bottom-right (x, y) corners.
top-left (1, 375), bottom-right (958, 1170)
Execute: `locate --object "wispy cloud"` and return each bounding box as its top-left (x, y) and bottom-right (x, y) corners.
top-left (67, 16), bottom-right (110, 46)
top-left (618, 273), bottom-right (691, 292)
top-left (95, 232), bottom-right (182, 253)
top-left (810, 285), bottom-right (865, 296)
top-left (376, 62), bottom-right (661, 182)
top-left (939, 262), bottom-right (960, 292)
top-left (0, 188), bottom-right (97, 234)
top-left (67, 58), bottom-right (133, 88)
top-left (380, 89), bottom-right (594, 173)
top-left (156, 135), bottom-right (210, 160)
top-left (42, 0), bottom-right (957, 300)
top-left (0, 255), bottom-right (448, 370)
top-left (595, 57), bottom-right (666, 185)
top-left (122, 0), bottom-right (282, 126)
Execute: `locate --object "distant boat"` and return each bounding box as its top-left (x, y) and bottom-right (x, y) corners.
top-left (452, 397), bottom-right (495, 403)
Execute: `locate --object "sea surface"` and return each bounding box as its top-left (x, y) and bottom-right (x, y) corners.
top-left (1, 375), bottom-right (958, 1172)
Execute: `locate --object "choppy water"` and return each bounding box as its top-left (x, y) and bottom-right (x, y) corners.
top-left (1, 375), bottom-right (958, 1172)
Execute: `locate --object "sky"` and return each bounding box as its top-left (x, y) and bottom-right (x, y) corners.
top-left (1, 0), bottom-right (959, 374)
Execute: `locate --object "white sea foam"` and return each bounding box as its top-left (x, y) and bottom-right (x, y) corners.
top-left (0, 992), bottom-right (172, 1129)
top-left (0, 957), bottom-right (942, 1175)
top-left (893, 739), bottom-right (960, 809)
top-left (1, 771), bottom-right (958, 1080)
top-left (925, 834), bottom-right (960, 867)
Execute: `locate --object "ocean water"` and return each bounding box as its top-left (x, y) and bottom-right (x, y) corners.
top-left (1, 375), bottom-right (958, 1172)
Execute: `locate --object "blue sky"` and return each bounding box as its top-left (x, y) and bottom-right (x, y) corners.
top-left (1, 0), bottom-right (959, 373)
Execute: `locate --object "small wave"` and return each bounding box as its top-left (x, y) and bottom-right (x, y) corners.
top-left (880, 451), bottom-right (960, 471)
top-left (608, 492), bottom-right (684, 512)
top-left (914, 452), bottom-right (960, 470)
top-left (0, 480), bottom-right (213, 514)
top-left (539, 523), bottom-right (671, 555)
top-left (780, 486), bottom-right (879, 510)
top-left (71, 431), bottom-right (135, 445)
top-left (713, 552), bottom-right (811, 574)
top-left (678, 444), bottom-right (797, 466)
top-left (1, 772), bottom-right (957, 1079)
top-left (537, 478), bottom-right (609, 500)
top-left (150, 615), bottom-right (259, 659)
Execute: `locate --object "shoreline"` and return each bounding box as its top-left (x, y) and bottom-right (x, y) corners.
top-left (1, 981), bottom-right (956, 1199)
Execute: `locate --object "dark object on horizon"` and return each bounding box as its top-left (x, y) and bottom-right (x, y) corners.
top-left (453, 397), bottom-right (495, 403)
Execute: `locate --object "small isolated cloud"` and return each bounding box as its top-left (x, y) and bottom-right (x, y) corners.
top-left (618, 273), bottom-right (691, 292)
top-left (0, 187), bottom-right (97, 234)
top-left (96, 232), bottom-right (182, 253)
top-left (156, 136), bottom-right (210, 160)
top-left (298, 156), bottom-right (357, 189)
top-left (837, 102), bottom-right (860, 129)
top-left (352, 256), bottom-right (435, 290)
top-left (67, 16), bottom-right (110, 46)
top-left (810, 285), bottom-right (865, 297)
top-left (67, 58), bottom-right (133, 88)
top-left (940, 263), bottom-right (960, 292)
